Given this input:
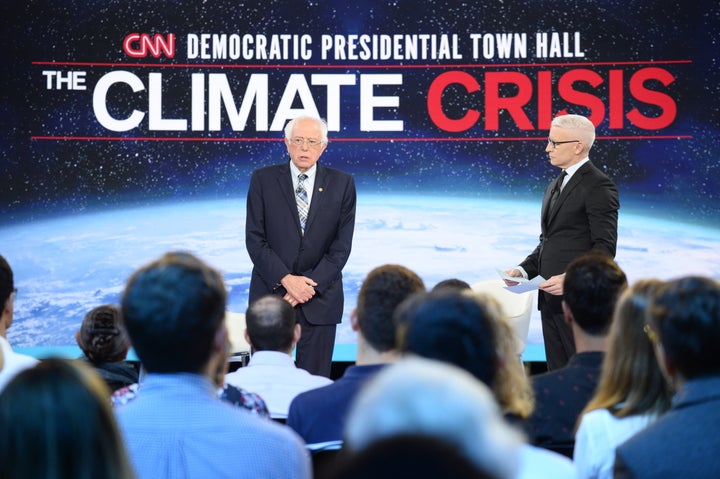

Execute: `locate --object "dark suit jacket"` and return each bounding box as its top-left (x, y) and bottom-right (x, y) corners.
top-left (614, 376), bottom-right (720, 478)
top-left (525, 351), bottom-right (604, 457)
top-left (287, 364), bottom-right (386, 444)
top-left (520, 161), bottom-right (619, 312)
top-left (246, 161), bottom-right (356, 325)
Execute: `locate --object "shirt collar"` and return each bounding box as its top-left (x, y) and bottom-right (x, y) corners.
top-left (289, 161), bottom-right (317, 181)
top-left (247, 350), bottom-right (297, 368)
top-left (140, 372), bottom-right (218, 396)
top-left (564, 156), bottom-right (589, 178)
top-left (672, 375), bottom-right (720, 408)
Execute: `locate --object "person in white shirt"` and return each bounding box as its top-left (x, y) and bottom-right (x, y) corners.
top-left (574, 280), bottom-right (674, 479)
top-left (0, 255), bottom-right (38, 392)
top-left (225, 295), bottom-right (332, 420)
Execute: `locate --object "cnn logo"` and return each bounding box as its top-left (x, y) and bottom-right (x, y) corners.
top-left (123, 33), bottom-right (175, 58)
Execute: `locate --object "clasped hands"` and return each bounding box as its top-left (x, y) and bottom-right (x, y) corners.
top-left (281, 274), bottom-right (318, 307)
top-left (503, 269), bottom-right (565, 296)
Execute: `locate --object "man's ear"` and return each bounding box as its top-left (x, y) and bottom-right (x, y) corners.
top-left (1, 294), bottom-right (14, 330)
top-left (293, 323), bottom-right (302, 344)
top-left (561, 300), bottom-right (574, 325)
top-left (214, 323), bottom-right (229, 354)
top-left (350, 308), bottom-right (359, 332)
top-left (243, 329), bottom-right (252, 347)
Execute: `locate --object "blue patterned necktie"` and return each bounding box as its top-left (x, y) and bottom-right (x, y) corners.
top-left (296, 173), bottom-right (309, 234)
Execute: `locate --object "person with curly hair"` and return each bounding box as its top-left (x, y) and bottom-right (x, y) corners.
top-left (76, 304), bottom-right (138, 392)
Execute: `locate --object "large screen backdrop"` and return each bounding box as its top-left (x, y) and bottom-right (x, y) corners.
top-left (2, 1), bottom-right (718, 359)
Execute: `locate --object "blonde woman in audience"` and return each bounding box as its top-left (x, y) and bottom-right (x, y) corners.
top-left (0, 358), bottom-right (135, 479)
top-left (483, 297), bottom-right (535, 423)
top-left (574, 279), bottom-right (674, 479)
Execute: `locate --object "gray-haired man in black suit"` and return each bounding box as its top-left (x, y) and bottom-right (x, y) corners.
top-left (246, 115), bottom-right (356, 377)
top-left (505, 114), bottom-right (619, 370)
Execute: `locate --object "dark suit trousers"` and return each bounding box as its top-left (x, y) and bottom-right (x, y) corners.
top-left (295, 307), bottom-right (337, 378)
top-left (540, 301), bottom-right (576, 371)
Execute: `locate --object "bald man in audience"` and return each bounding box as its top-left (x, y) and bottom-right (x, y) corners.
top-left (225, 295), bottom-right (331, 420)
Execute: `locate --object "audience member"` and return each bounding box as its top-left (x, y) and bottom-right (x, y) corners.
top-left (325, 434), bottom-right (498, 479)
top-left (397, 289), bottom-right (534, 421)
top-left (614, 276), bottom-right (720, 478)
top-left (0, 254), bottom-right (38, 392)
top-left (0, 358), bottom-right (135, 479)
top-left (395, 289), bottom-right (575, 478)
top-left (574, 280), bottom-right (673, 479)
top-left (490, 304), bottom-right (536, 422)
top-left (116, 251), bottom-right (310, 479)
top-left (343, 356), bottom-right (522, 479)
top-left (76, 304), bottom-right (139, 392)
top-left (396, 289), bottom-right (499, 389)
top-left (525, 251), bottom-right (627, 457)
top-left (225, 295), bottom-right (332, 420)
top-left (287, 264), bottom-right (425, 448)
top-left (431, 277), bottom-right (471, 292)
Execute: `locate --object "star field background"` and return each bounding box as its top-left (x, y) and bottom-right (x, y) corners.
top-left (1, 0), bottom-right (718, 226)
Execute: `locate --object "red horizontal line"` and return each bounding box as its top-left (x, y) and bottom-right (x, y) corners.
top-left (31, 136), bottom-right (280, 142)
top-left (31, 135), bottom-right (692, 142)
top-left (31, 59), bottom-right (692, 69)
top-left (597, 135), bottom-right (693, 141)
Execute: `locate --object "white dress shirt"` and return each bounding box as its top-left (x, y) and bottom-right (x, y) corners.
top-left (290, 161), bottom-right (317, 205)
top-left (225, 350), bottom-right (332, 419)
top-left (518, 444), bottom-right (576, 479)
top-left (561, 156), bottom-right (590, 189)
top-left (574, 408), bottom-right (659, 479)
top-left (0, 337), bottom-right (39, 392)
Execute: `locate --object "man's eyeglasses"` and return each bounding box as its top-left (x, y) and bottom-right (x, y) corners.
top-left (289, 137), bottom-right (323, 148)
top-left (547, 138), bottom-right (580, 149)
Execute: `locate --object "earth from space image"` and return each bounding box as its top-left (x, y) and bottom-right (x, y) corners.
top-left (5, 193), bottom-right (720, 361)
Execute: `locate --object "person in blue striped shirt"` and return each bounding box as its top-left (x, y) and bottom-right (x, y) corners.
top-left (116, 251), bottom-right (310, 479)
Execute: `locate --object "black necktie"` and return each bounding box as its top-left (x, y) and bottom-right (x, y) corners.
top-left (548, 170), bottom-right (567, 212)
